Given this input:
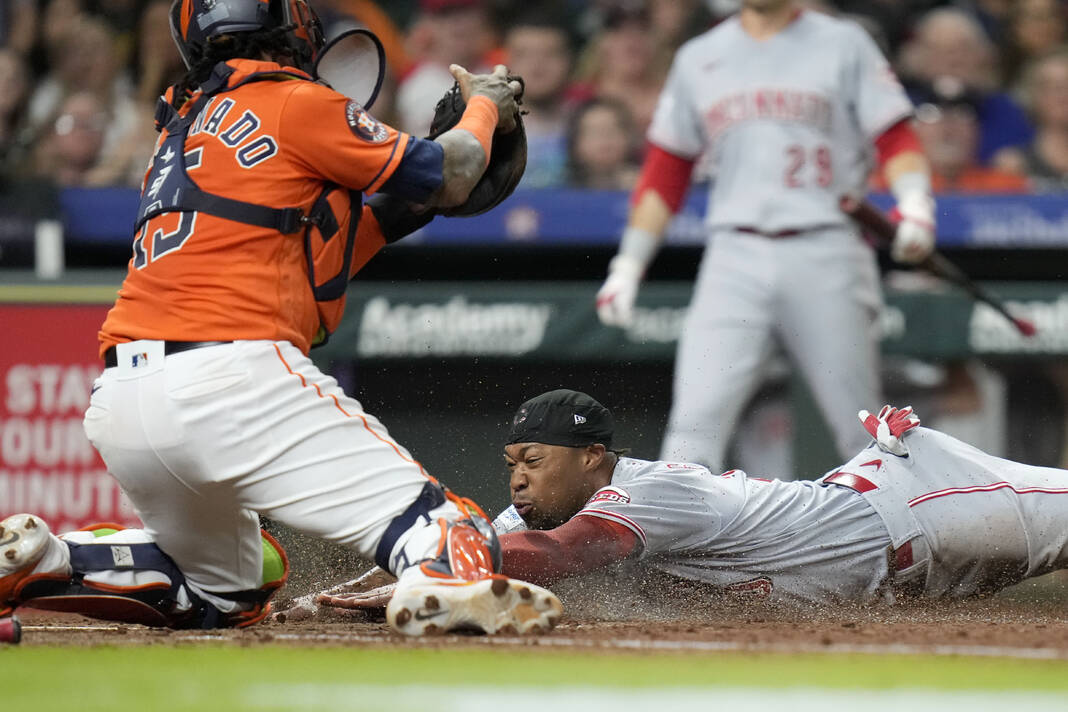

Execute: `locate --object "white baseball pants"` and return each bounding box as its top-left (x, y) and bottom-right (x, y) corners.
top-left (660, 227), bottom-right (882, 473)
top-left (83, 339), bottom-right (454, 601)
top-left (843, 428), bottom-right (1068, 598)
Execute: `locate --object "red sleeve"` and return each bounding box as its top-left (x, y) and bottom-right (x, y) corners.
top-left (498, 516), bottom-right (639, 587)
top-left (874, 118), bottom-right (923, 170)
top-left (631, 143), bottom-right (696, 213)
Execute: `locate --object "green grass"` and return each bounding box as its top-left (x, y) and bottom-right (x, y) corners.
top-left (4, 645), bottom-right (1068, 711)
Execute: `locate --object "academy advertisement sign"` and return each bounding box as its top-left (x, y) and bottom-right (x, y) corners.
top-left (0, 305), bottom-right (140, 531)
top-left (312, 281), bottom-right (1068, 362)
top-left (357, 295), bottom-right (554, 357)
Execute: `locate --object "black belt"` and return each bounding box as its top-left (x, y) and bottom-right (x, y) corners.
top-left (104, 341), bottom-right (232, 368)
top-left (735, 226), bottom-right (803, 238)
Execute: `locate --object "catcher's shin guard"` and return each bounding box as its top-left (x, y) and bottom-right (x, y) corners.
top-left (201, 529), bottom-right (289, 629)
top-left (6, 520), bottom-right (288, 629)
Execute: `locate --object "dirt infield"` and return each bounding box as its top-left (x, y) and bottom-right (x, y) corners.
top-left (13, 571), bottom-right (1068, 657)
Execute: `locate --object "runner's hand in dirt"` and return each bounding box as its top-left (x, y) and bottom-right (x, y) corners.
top-left (317, 582), bottom-right (397, 610)
top-left (271, 566), bottom-right (396, 622)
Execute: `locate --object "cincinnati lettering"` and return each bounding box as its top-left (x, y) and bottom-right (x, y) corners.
top-left (704, 89), bottom-right (832, 140)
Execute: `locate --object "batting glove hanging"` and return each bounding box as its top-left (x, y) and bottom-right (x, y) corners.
top-left (596, 255), bottom-right (644, 328)
top-left (890, 192), bottom-right (936, 264)
top-left (858, 405), bottom-right (921, 457)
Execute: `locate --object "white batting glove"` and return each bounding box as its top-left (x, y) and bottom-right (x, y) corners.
top-left (891, 192), bottom-right (935, 264)
top-left (596, 255), bottom-right (644, 328)
top-left (858, 405), bottom-right (921, 457)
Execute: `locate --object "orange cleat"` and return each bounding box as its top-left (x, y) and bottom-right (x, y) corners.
top-left (0, 514), bottom-right (53, 616)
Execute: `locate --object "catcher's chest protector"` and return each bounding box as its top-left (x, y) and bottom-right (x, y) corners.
top-left (141, 62), bottom-right (359, 345)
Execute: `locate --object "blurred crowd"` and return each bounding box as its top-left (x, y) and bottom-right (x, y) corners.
top-left (0, 0), bottom-right (1066, 193)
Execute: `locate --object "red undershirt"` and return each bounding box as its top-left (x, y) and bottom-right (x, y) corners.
top-left (498, 515), bottom-right (639, 587)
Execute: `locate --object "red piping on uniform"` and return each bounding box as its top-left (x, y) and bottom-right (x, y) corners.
top-left (272, 343), bottom-right (428, 475)
top-left (909, 481), bottom-right (1068, 507)
top-left (575, 508), bottom-right (648, 546)
top-left (824, 471), bottom-right (879, 493)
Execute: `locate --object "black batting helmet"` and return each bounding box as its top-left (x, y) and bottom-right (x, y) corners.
top-left (169, 0), bottom-right (325, 73)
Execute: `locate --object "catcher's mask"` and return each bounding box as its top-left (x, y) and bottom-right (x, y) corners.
top-left (169, 0), bottom-right (325, 73)
top-left (312, 29), bottom-right (385, 109)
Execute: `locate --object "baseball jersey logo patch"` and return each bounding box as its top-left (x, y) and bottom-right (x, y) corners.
top-left (588, 486), bottom-right (630, 505)
top-left (345, 101), bottom-right (388, 143)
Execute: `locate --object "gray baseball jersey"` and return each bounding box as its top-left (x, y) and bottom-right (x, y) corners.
top-left (496, 456), bottom-right (892, 602)
top-left (649, 11), bottom-right (912, 232)
top-left (655, 11), bottom-right (911, 474)
top-left (494, 436), bottom-right (1068, 603)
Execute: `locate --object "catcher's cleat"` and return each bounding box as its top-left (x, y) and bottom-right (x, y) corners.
top-left (417, 518), bottom-right (500, 581)
top-left (387, 571), bottom-right (562, 636)
top-left (0, 514), bottom-right (53, 616)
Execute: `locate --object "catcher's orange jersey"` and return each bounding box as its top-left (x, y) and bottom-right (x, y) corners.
top-left (99, 59), bottom-right (411, 356)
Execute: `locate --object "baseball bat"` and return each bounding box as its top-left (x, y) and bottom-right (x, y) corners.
top-left (840, 196), bottom-right (1037, 338)
top-left (0, 615), bottom-right (22, 645)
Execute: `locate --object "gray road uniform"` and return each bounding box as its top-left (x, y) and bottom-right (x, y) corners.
top-left (652, 11), bottom-right (915, 471)
top-left (494, 430), bottom-right (1068, 603)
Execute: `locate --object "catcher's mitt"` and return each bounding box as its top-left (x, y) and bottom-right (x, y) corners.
top-left (426, 78), bottom-right (526, 217)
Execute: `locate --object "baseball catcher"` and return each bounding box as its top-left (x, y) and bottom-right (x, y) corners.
top-left (0, 0), bottom-right (558, 637)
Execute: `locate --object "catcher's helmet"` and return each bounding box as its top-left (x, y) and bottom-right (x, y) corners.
top-left (169, 0), bottom-right (325, 72)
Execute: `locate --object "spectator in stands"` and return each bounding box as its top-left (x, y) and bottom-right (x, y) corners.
top-left (1000, 0), bottom-right (1067, 89)
top-left (898, 7), bottom-right (1034, 164)
top-left (37, 0), bottom-right (85, 67)
top-left (134, 1), bottom-right (184, 107)
top-left (31, 90), bottom-right (109, 187)
top-left (579, 1), bottom-right (665, 137)
top-left (0, 49), bottom-right (30, 172)
top-left (833, 0), bottom-right (924, 54)
top-left (0, 0), bottom-right (36, 56)
top-left (28, 13), bottom-right (144, 187)
top-left (955, 0), bottom-right (1014, 43)
top-left (998, 47), bottom-right (1068, 192)
top-left (28, 14), bottom-right (127, 128)
top-left (648, 0), bottom-right (711, 73)
top-left (504, 12), bottom-right (577, 188)
top-left (907, 77), bottom-right (1030, 192)
top-left (87, 0), bottom-right (143, 69)
top-left (397, 0), bottom-right (495, 136)
top-left (317, 0), bottom-right (412, 76)
top-left (566, 97), bottom-right (639, 190)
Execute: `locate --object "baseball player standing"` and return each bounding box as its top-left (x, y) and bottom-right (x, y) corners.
top-left (317, 389), bottom-right (1068, 609)
top-left (596, 0), bottom-right (937, 473)
top-left (0, 0), bottom-right (561, 637)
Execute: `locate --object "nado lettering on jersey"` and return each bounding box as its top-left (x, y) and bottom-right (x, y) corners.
top-left (345, 101), bottom-right (389, 143)
top-left (189, 97), bottom-right (279, 168)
